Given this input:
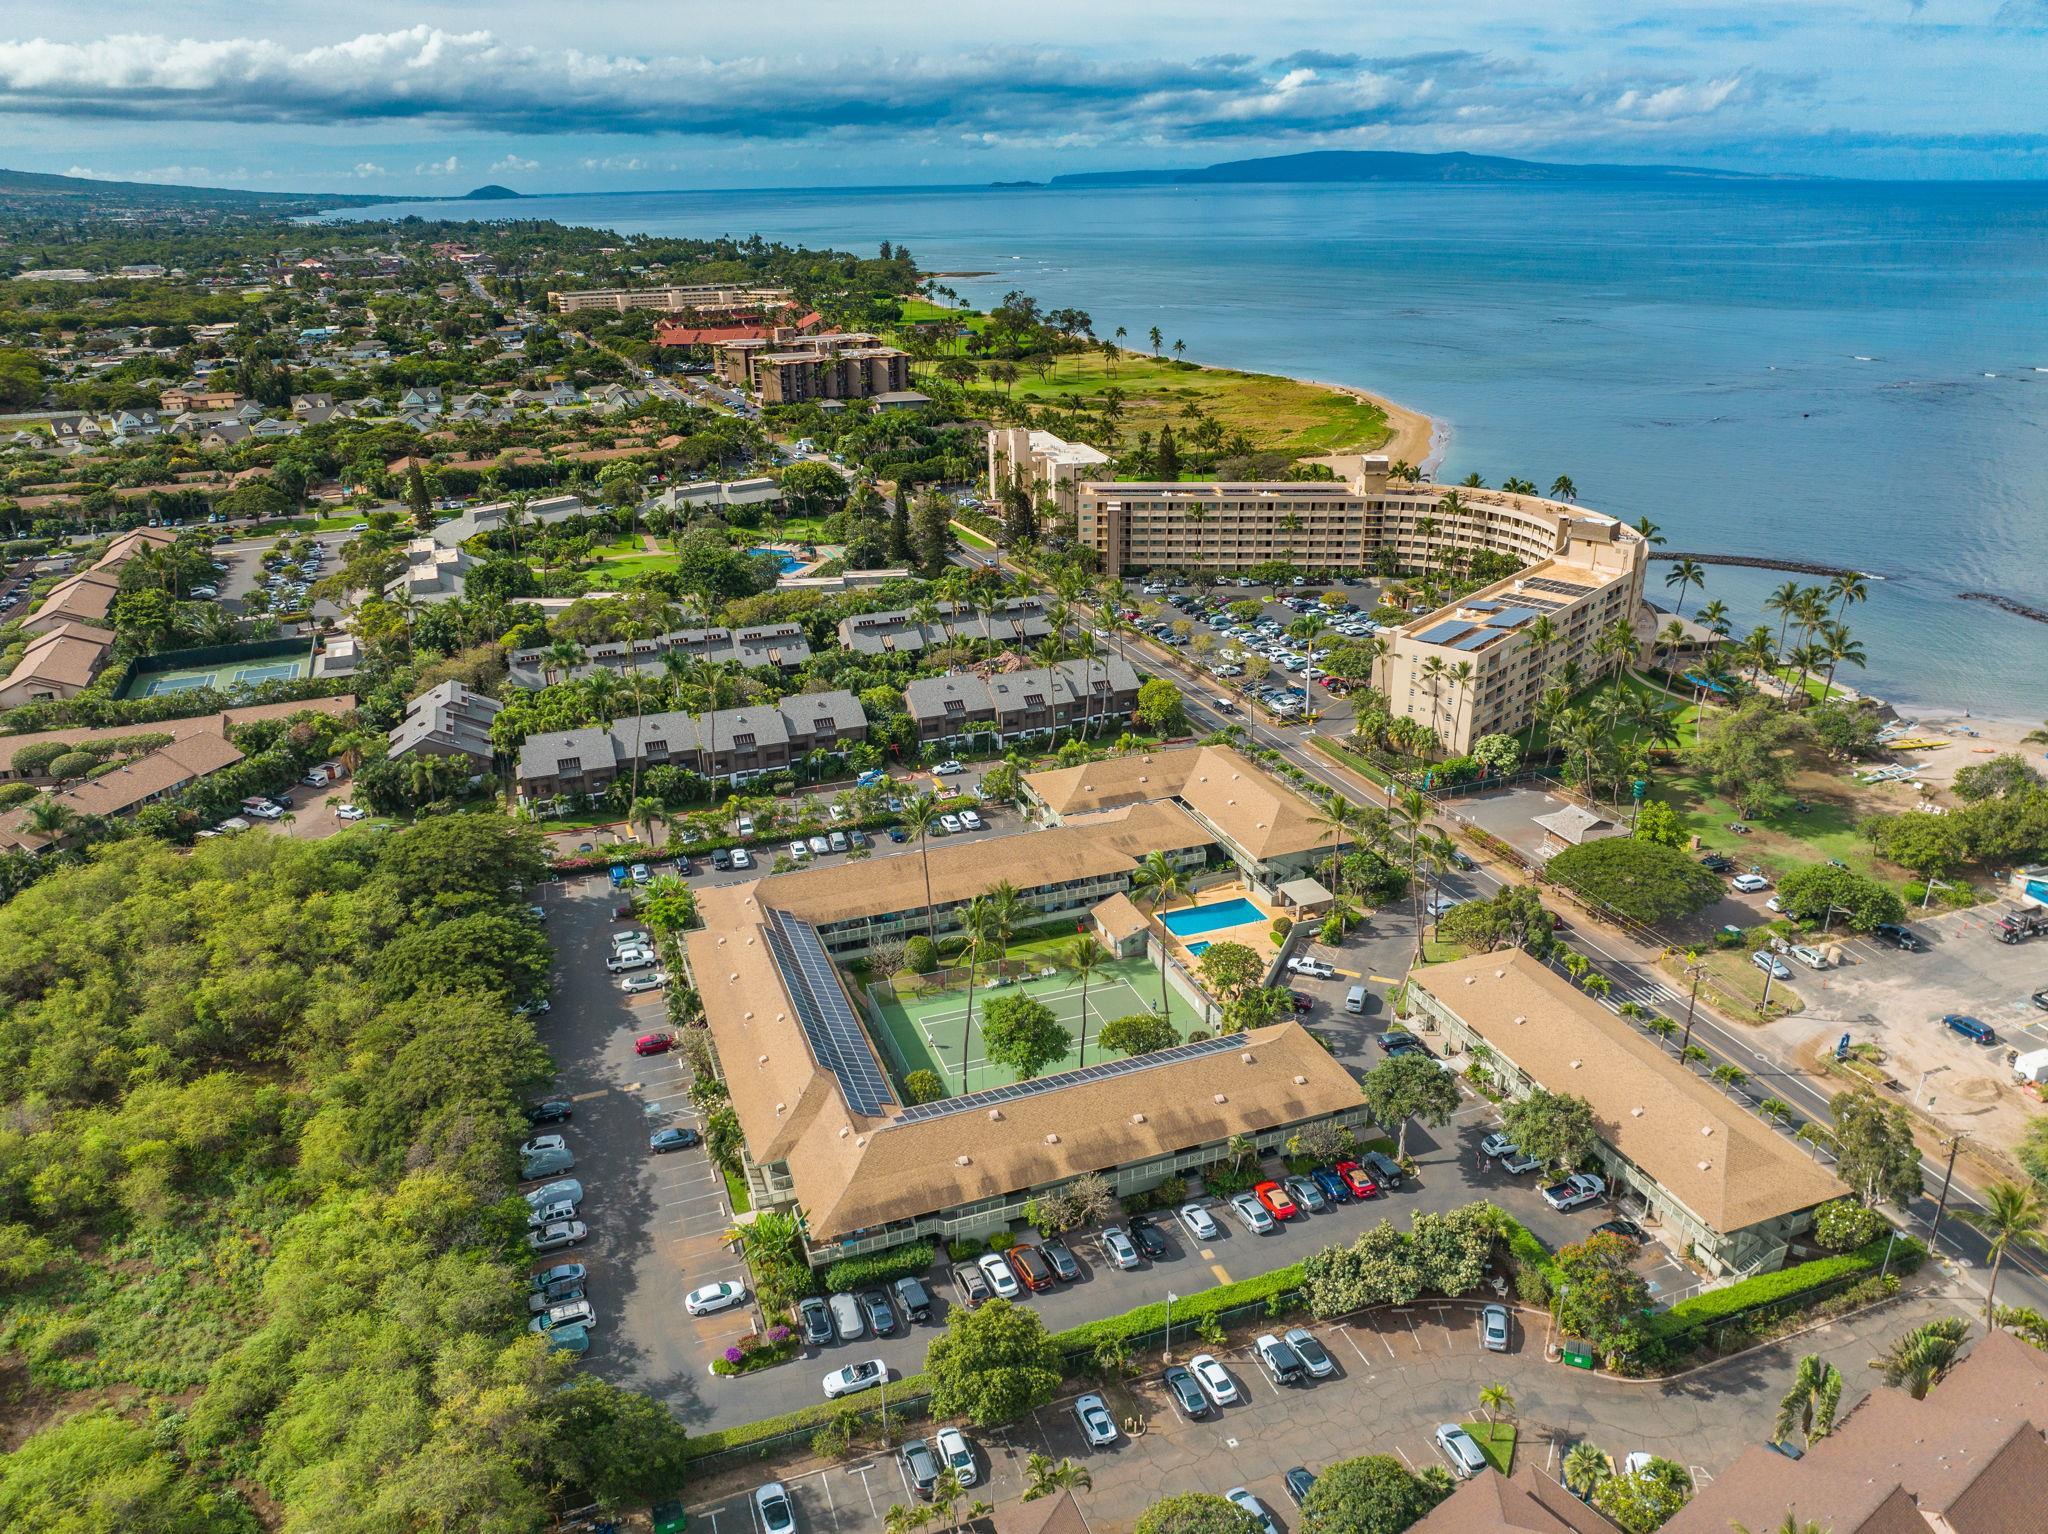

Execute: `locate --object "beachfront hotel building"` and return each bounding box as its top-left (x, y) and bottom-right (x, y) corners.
top-left (682, 747), bottom-right (1368, 1258)
top-left (988, 426), bottom-right (1112, 522)
top-left (716, 331), bottom-right (912, 403)
top-left (547, 283), bottom-right (795, 315)
top-left (1001, 433), bottom-right (1649, 753)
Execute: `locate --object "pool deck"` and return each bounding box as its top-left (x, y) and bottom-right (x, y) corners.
top-left (1155, 883), bottom-right (1285, 970)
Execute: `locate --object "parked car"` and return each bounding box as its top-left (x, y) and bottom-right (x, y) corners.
top-left (1285, 1326), bottom-right (1336, 1378)
top-left (527, 1220), bottom-right (587, 1253)
top-left (649, 1126), bottom-right (701, 1153)
top-left (893, 1275), bottom-right (934, 1322)
top-left (730, 846), bottom-right (753, 869)
top-left (1229, 1192), bottom-right (1276, 1234)
top-left (1310, 1167), bottom-right (1351, 1205)
top-left (544, 1322), bottom-right (590, 1355)
top-left (1040, 1237), bottom-right (1082, 1282)
top-left (524, 1178), bottom-right (583, 1209)
top-left (1188, 1352), bottom-right (1239, 1406)
top-left (1942, 1012), bottom-right (1998, 1045)
top-left (1286, 956), bottom-right (1336, 979)
top-left (1333, 1160), bottom-right (1379, 1199)
top-left (1128, 1215), bottom-right (1170, 1258)
top-left (901, 1439), bottom-right (941, 1499)
top-left (530, 1298), bottom-right (597, 1335)
top-left (936, 1426), bottom-right (977, 1486)
top-left (1253, 1180), bottom-right (1300, 1220)
top-left (1542, 1172), bottom-right (1608, 1211)
top-left (685, 1280), bottom-right (747, 1317)
top-left (1874, 922), bottom-right (1925, 951)
top-left (528, 1261), bottom-right (586, 1295)
top-left (934, 759), bottom-right (964, 775)
top-left (1283, 1174), bottom-right (1327, 1213)
top-left (1731, 873), bottom-right (1771, 893)
top-left (620, 972), bottom-right (667, 995)
top-left (829, 1291), bottom-right (866, 1341)
top-left (1284, 1468), bottom-right (1318, 1508)
top-left (711, 847), bottom-right (733, 871)
top-left (1163, 1363), bottom-right (1210, 1418)
top-left (606, 950), bottom-right (655, 974)
top-left (1788, 944), bottom-right (1830, 971)
top-left (952, 1261), bottom-right (991, 1309)
top-left (1699, 852), bottom-right (1735, 873)
top-left (1751, 950), bottom-right (1793, 980)
top-left (1594, 1218), bottom-right (1648, 1244)
top-left (1102, 1225), bottom-right (1143, 1268)
top-left (1359, 1150), bottom-right (1405, 1189)
top-left (977, 1251), bottom-right (1021, 1298)
top-left (1074, 1392), bottom-right (1119, 1447)
top-left (823, 1360), bottom-right (887, 1399)
top-left (797, 1296), bottom-right (834, 1347)
top-left (1178, 1202), bottom-right (1220, 1241)
top-left (860, 1289), bottom-right (897, 1335)
top-left (634, 1033), bottom-right (674, 1056)
top-left (1481, 1304), bottom-right (1511, 1352)
top-left (525, 1098), bottom-right (573, 1126)
top-left (528, 1276), bottom-right (585, 1312)
top-left (1008, 1242), bottom-right (1056, 1290)
top-left (1436, 1423), bottom-right (1488, 1478)
top-left (1254, 1332), bottom-right (1307, 1385)
top-left (755, 1482), bottom-right (796, 1534)
top-left (1226, 1489), bottom-right (1280, 1534)
top-left (959, 809), bottom-right (984, 831)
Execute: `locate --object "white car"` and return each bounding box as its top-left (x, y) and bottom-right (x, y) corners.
top-left (1542, 1172), bottom-right (1608, 1211)
top-left (1073, 1392), bottom-right (1118, 1446)
top-left (807, 835), bottom-right (831, 856)
top-left (1285, 956), bottom-right (1335, 980)
top-left (1436, 1423), bottom-right (1488, 1478)
top-left (822, 1360), bottom-right (887, 1399)
top-left (334, 803), bottom-right (366, 821)
top-left (1425, 893), bottom-right (1461, 918)
top-left (940, 814), bottom-right (964, 834)
top-left (730, 846), bottom-right (753, 869)
top-left (1229, 1192), bottom-right (1276, 1234)
top-left (530, 1298), bottom-right (598, 1334)
top-left (527, 1197), bottom-right (579, 1228)
top-left (934, 759), bottom-right (964, 775)
top-left (619, 972), bottom-right (667, 994)
top-left (959, 809), bottom-right (984, 831)
top-left (1188, 1353), bottom-right (1239, 1407)
top-left (519, 1134), bottom-right (567, 1159)
top-left (612, 929), bottom-right (653, 953)
top-left (1100, 1226), bottom-right (1142, 1269)
top-left (1789, 944), bottom-right (1829, 971)
top-left (629, 863), bottom-right (651, 885)
top-left (1225, 1491), bottom-right (1279, 1534)
top-left (754, 1482), bottom-right (796, 1534)
top-left (789, 841), bottom-right (810, 862)
top-left (935, 1426), bottom-right (977, 1486)
top-left (977, 1251), bottom-right (1021, 1299)
top-left (1752, 950), bottom-right (1792, 980)
top-left (684, 1280), bottom-right (748, 1317)
top-left (1480, 1133), bottom-right (1518, 1159)
top-left (1178, 1202), bottom-right (1220, 1241)
top-left (1731, 873), bottom-right (1771, 893)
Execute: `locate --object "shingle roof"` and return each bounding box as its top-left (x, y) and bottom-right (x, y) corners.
top-left (1409, 1466), bottom-right (1613, 1534)
top-left (1026, 744), bottom-right (1334, 862)
top-left (28, 569), bottom-right (123, 628)
top-left (1, 622), bottom-right (117, 692)
top-left (1412, 951), bottom-right (1846, 1233)
top-left (0, 697), bottom-right (354, 772)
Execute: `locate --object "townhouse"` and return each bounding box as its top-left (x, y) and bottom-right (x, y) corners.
top-left (903, 657), bottom-right (1140, 748)
top-left (836, 597), bottom-right (1052, 656)
top-left (504, 621), bottom-right (813, 689)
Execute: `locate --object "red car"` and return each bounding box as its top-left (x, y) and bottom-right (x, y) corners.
top-left (1253, 1180), bottom-right (1300, 1220)
top-left (1007, 1242), bottom-right (1055, 1292)
top-left (1334, 1160), bottom-right (1379, 1199)
top-left (634, 1032), bottom-right (674, 1056)
top-left (613, 902), bottom-right (638, 919)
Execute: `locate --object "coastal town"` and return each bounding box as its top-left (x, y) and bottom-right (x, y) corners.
top-left (1, 187), bottom-right (2046, 1534)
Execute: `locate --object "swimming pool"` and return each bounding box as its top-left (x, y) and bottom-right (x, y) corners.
top-left (1187, 940), bottom-right (1211, 957)
top-left (748, 547), bottom-right (804, 575)
top-left (1158, 898), bottom-right (1264, 939)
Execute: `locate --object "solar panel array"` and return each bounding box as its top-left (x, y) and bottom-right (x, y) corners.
top-left (1450, 628), bottom-right (1497, 651)
top-left (1520, 576), bottom-right (1593, 599)
top-left (764, 908), bottom-right (895, 1117)
top-left (1413, 620), bottom-right (1473, 646)
top-left (1484, 606), bottom-right (1542, 628)
top-left (890, 1032), bottom-right (1242, 1126)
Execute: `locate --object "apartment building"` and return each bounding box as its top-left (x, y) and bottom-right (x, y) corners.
top-left (987, 427), bottom-right (1112, 523)
top-left (384, 539), bottom-right (475, 605)
top-left (716, 331), bottom-right (911, 403)
top-left (386, 681), bottom-right (502, 768)
top-left (836, 597), bottom-right (1052, 656)
top-left (0, 623), bottom-right (118, 707)
top-left (1376, 522), bottom-right (1645, 753)
top-left (514, 690), bottom-right (865, 800)
top-left (505, 622), bottom-right (812, 689)
top-left (902, 657), bottom-right (1139, 747)
top-left (547, 284), bottom-right (793, 315)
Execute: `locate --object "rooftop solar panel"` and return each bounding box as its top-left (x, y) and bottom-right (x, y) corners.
top-left (1484, 606), bottom-right (1541, 628)
top-left (1451, 629), bottom-right (1497, 651)
top-left (1521, 576), bottom-right (1593, 599)
top-left (1464, 600), bottom-right (1501, 612)
top-left (1413, 621), bottom-right (1472, 646)
top-left (890, 1033), bottom-right (1241, 1125)
top-left (765, 908), bottom-right (894, 1117)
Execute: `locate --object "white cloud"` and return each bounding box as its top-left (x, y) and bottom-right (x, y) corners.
top-left (579, 155), bottom-right (644, 172)
top-left (413, 155), bottom-right (460, 176)
top-left (489, 153), bottom-right (539, 173)
top-left (352, 161), bottom-right (386, 177)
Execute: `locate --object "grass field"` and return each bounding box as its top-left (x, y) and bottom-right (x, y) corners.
top-left (1462, 1422), bottom-right (1517, 1475)
top-left (871, 954), bottom-right (1202, 1097)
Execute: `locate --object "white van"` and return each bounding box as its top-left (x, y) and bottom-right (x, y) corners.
top-left (1345, 985), bottom-right (1367, 1014)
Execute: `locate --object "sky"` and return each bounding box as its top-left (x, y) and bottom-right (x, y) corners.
top-left (3, 1), bottom-right (2047, 194)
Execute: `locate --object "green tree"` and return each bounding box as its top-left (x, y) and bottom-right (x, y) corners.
top-left (1134, 1494), bottom-right (1262, 1534)
top-left (1550, 1233), bottom-right (1652, 1361)
top-left (1632, 799), bottom-right (1686, 848)
top-left (1812, 1197), bottom-right (1889, 1253)
top-left (1302, 1219), bottom-right (1422, 1316)
top-left (1196, 939), bottom-right (1264, 1000)
top-left (1361, 1053), bottom-right (1462, 1159)
top-left (1956, 1179), bottom-right (2048, 1328)
top-left (1298, 1454), bottom-right (1450, 1534)
top-left (1562, 1441), bottom-right (1611, 1500)
top-left (1095, 1012), bottom-right (1180, 1058)
top-left (925, 1298), bottom-right (1065, 1424)
top-left (1773, 1354), bottom-right (1843, 1448)
top-left (1546, 838), bottom-right (1723, 926)
top-left (904, 1069), bottom-right (946, 1104)
top-left (1775, 863), bottom-right (1905, 932)
top-left (979, 993), bottom-right (1074, 1081)
top-left (1593, 1457), bottom-right (1693, 1534)
top-left (548, 1374), bottom-right (694, 1508)
top-left (1824, 1089), bottom-right (1924, 1209)
top-left (1022, 1453), bottom-right (1093, 1502)
top-left (1500, 1089), bottom-right (1598, 1174)
top-left (1870, 1315), bottom-right (1969, 1399)
top-left (1690, 699), bottom-right (1800, 818)
top-left (1136, 677), bottom-right (1189, 735)
top-left (1408, 1205), bottom-right (1495, 1297)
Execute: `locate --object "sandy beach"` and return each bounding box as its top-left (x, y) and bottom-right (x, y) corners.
top-left (1881, 709), bottom-right (2046, 791)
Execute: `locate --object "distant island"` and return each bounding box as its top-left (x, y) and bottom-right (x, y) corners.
top-left (462, 184), bottom-right (523, 200)
top-left (0, 165), bottom-right (390, 211)
top-left (1047, 149), bottom-right (1808, 188)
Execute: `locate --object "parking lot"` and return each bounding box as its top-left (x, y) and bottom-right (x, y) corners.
top-left (678, 1286), bottom-right (1961, 1534)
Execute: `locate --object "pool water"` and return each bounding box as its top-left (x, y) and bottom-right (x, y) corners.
top-left (748, 547), bottom-right (804, 575)
top-left (1187, 941), bottom-right (1211, 957)
top-left (1159, 898), bottom-right (1264, 939)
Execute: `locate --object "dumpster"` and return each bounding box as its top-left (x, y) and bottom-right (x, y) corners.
top-left (1560, 1339), bottom-right (1598, 1370)
top-left (652, 1502), bottom-right (687, 1534)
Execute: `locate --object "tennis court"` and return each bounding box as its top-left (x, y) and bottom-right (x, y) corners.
top-left (869, 954), bottom-right (1206, 1097)
top-left (125, 654), bottom-right (311, 697)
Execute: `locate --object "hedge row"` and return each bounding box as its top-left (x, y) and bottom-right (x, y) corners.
top-left (1650, 1233), bottom-right (1924, 1344)
top-left (683, 1370), bottom-right (932, 1460)
top-left (1047, 1263), bottom-right (1307, 1357)
top-left (823, 1242), bottom-right (936, 1295)
top-left (1496, 1212), bottom-right (1557, 1282)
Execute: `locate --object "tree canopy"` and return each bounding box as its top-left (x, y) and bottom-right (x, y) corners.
top-left (1133, 1493), bottom-right (1266, 1534)
top-left (1500, 1089), bottom-right (1599, 1174)
top-left (924, 1297), bottom-right (1065, 1425)
top-left (1299, 1454), bottom-right (1453, 1534)
top-left (978, 993), bottom-right (1074, 1081)
top-left (1546, 837), bottom-right (1723, 926)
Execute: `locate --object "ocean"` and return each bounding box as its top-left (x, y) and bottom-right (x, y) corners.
top-left (333, 179), bottom-right (2048, 719)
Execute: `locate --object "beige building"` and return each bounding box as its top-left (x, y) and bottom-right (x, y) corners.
top-left (717, 331), bottom-right (911, 404)
top-left (987, 426), bottom-right (1111, 522)
top-left (1409, 951), bottom-right (1845, 1275)
top-left (546, 283), bottom-right (793, 315)
top-left (0, 622), bottom-right (117, 706)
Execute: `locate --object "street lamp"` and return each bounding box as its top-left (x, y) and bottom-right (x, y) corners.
top-left (1164, 1290), bottom-right (1178, 1361)
top-left (1928, 1132), bottom-right (1966, 1251)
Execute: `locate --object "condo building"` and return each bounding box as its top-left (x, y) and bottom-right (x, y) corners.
top-left (547, 284), bottom-right (795, 315)
top-left (987, 426), bottom-right (1112, 522)
top-left (717, 331), bottom-right (911, 404)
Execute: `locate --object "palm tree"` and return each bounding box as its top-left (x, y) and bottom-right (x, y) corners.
top-left (1022, 1453), bottom-right (1093, 1502)
top-left (956, 896), bottom-right (998, 1090)
top-left (1818, 622), bottom-right (1867, 703)
top-left (1562, 1440), bottom-right (1609, 1500)
top-left (1549, 475), bottom-right (1577, 502)
top-left (1477, 1380), bottom-right (1515, 1428)
top-left (1130, 850), bottom-right (1192, 1016)
top-left (1663, 558), bottom-right (1707, 618)
top-left (543, 638), bottom-right (584, 688)
top-left (884, 1503), bottom-right (933, 1534)
top-left (1957, 1180), bottom-right (2048, 1328)
top-left (23, 798), bottom-right (77, 842)
top-left (1827, 570), bottom-right (1868, 619)
top-left (1420, 656), bottom-right (1449, 741)
top-left (1765, 581), bottom-right (1805, 660)
top-left (1309, 791), bottom-right (1358, 899)
top-left (1064, 937), bottom-right (1107, 1065)
top-left (1447, 660), bottom-right (1477, 740)
top-left (1774, 1354), bottom-right (1843, 1447)
top-left (1632, 515), bottom-right (1664, 548)
top-left (1870, 1315), bottom-right (1969, 1400)
top-left (902, 792), bottom-right (941, 941)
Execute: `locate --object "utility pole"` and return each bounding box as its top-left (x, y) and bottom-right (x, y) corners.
top-left (1677, 957), bottom-right (1706, 1058)
top-left (1928, 1132), bottom-right (1966, 1252)
top-left (1164, 1289), bottom-right (1177, 1362)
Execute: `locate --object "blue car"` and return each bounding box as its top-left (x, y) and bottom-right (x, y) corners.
top-left (888, 828), bottom-right (908, 843)
top-left (1310, 1167), bottom-right (1351, 1205)
top-left (608, 864), bottom-right (627, 887)
top-left (649, 1126), bottom-right (702, 1153)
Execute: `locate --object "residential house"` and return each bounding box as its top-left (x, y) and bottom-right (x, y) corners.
top-left (384, 539), bottom-right (475, 605)
top-left (400, 386), bottom-right (443, 415)
top-left (0, 732), bottom-right (247, 854)
top-left (159, 384), bottom-right (240, 412)
top-left (837, 597), bottom-right (1051, 656)
top-left (387, 681), bottom-right (502, 767)
top-left (429, 493), bottom-right (589, 548)
top-left (0, 622), bottom-right (118, 706)
top-left (203, 422), bottom-right (252, 450)
top-left (0, 698), bottom-right (355, 785)
top-left (23, 569), bottom-right (125, 633)
top-left (291, 392), bottom-right (335, 417)
top-left (903, 657), bottom-right (1139, 749)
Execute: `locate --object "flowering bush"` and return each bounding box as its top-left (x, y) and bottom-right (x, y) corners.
top-left (768, 1325), bottom-right (792, 1343)
top-left (724, 1346), bottom-right (745, 1364)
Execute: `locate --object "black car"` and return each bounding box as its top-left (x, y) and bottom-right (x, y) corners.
top-left (1162, 1363), bottom-right (1210, 1419)
top-left (1128, 1215), bottom-right (1170, 1260)
top-left (1698, 852), bottom-right (1735, 873)
top-left (525, 1098), bottom-right (573, 1126)
top-left (797, 1295), bottom-right (834, 1346)
top-left (1874, 922), bottom-right (1925, 952)
top-left (711, 847), bottom-right (733, 871)
top-left (1040, 1237), bottom-right (1082, 1282)
top-left (1379, 1032), bottom-right (1423, 1055)
top-left (1284, 1468), bottom-right (1318, 1508)
top-left (1593, 1218), bottom-right (1648, 1245)
top-left (2033, 989), bottom-right (2048, 1012)
top-left (892, 1275), bottom-right (933, 1323)
top-left (861, 1289), bottom-right (897, 1335)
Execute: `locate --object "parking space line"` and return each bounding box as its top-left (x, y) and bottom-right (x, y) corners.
top-left (1209, 1262), bottom-right (1231, 1283)
top-left (1339, 1325), bottom-right (1371, 1365)
top-left (1397, 1446), bottom-right (1416, 1470)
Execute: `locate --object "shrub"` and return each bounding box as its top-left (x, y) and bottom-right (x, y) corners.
top-left (987, 1230), bottom-right (1016, 1252)
top-left (1650, 1234), bottom-right (1922, 1351)
top-left (822, 1240), bottom-right (934, 1294)
top-left (946, 1237), bottom-right (984, 1261)
top-left (904, 936), bottom-right (938, 973)
top-left (710, 1331), bottom-right (799, 1376)
top-left (45, 750), bottom-right (100, 781)
top-left (1813, 1197), bottom-right (1889, 1253)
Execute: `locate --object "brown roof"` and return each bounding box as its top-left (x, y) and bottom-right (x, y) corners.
top-left (92, 526), bottom-right (178, 569)
top-left (759, 801), bottom-right (1212, 928)
top-left (1410, 1466), bottom-right (1613, 1534)
top-left (0, 732), bottom-right (247, 851)
top-left (993, 1490), bottom-right (1092, 1534)
top-left (2, 622), bottom-right (117, 691)
top-left (1666, 1320), bottom-right (2048, 1534)
top-left (0, 696), bottom-right (356, 772)
top-left (28, 569), bottom-right (123, 628)
top-left (1025, 745), bottom-right (1334, 861)
top-left (1412, 951), bottom-right (1845, 1232)
top-left (1091, 891), bottom-right (1151, 940)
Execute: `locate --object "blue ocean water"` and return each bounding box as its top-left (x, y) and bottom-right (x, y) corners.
top-left (339, 180), bottom-right (2048, 718)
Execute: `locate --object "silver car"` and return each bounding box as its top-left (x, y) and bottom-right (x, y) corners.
top-left (1229, 1191), bottom-right (1276, 1234)
top-left (1481, 1303), bottom-right (1511, 1352)
top-left (1101, 1226), bottom-right (1142, 1269)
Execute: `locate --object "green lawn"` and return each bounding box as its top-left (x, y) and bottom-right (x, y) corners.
top-left (899, 297), bottom-right (980, 327)
top-left (951, 520), bottom-right (996, 550)
top-left (1462, 1423), bottom-right (1517, 1475)
top-left (722, 1165), bottom-right (752, 1215)
top-left (1661, 949), bottom-right (1804, 1021)
top-left (1544, 671), bottom-right (1707, 757)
